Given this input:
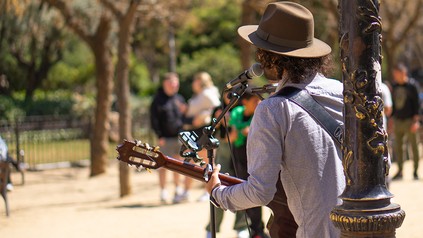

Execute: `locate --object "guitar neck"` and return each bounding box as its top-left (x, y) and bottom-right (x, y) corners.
top-left (116, 140), bottom-right (287, 213)
top-left (163, 155), bottom-right (244, 186)
top-left (164, 154), bottom-right (287, 208)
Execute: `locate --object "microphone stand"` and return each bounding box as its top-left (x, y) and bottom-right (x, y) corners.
top-left (248, 83), bottom-right (278, 100)
top-left (178, 83), bottom-right (248, 238)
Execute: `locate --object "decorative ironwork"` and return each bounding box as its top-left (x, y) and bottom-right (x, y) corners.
top-left (331, 0), bottom-right (405, 236)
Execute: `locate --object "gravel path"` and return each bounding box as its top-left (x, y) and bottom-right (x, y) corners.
top-left (0, 160), bottom-right (421, 237)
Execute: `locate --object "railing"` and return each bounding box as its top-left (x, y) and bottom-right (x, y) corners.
top-left (0, 113), bottom-right (154, 170)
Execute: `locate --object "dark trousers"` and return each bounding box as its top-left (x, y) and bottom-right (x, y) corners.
top-left (394, 118), bottom-right (420, 173)
top-left (232, 145), bottom-right (265, 235)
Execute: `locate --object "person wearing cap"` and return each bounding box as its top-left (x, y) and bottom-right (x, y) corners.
top-left (206, 2), bottom-right (345, 238)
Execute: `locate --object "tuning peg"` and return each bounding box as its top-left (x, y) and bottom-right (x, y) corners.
top-left (135, 140), bottom-right (142, 146)
top-left (145, 143), bottom-right (151, 149)
top-left (153, 146), bottom-right (160, 152)
top-left (136, 165), bottom-right (144, 172)
top-left (127, 164), bottom-right (133, 168)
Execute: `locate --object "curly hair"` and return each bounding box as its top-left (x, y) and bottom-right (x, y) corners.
top-left (255, 48), bottom-right (333, 83)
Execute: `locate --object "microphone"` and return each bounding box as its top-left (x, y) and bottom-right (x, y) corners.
top-left (224, 63), bottom-right (263, 90)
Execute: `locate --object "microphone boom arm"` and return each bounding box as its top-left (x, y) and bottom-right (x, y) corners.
top-left (199, 83), bottom-right (248, 152)
top-left (178, 83), bottom-right (249, 160)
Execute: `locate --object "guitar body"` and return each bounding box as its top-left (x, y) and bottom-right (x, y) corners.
top-left (116, 140), bottom-right (297, 237)
top-left (267, 178), bottom-right (298, 238)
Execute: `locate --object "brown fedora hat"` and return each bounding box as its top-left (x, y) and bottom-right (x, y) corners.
top-left (238, 1), bottom-right (331, 58)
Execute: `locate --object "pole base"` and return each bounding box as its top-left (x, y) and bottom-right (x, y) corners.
top-left (331, 202), bottom-right (405, 237)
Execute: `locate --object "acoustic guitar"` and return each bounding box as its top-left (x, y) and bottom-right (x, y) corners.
top-left (116, 140), bottom-right (297, 237)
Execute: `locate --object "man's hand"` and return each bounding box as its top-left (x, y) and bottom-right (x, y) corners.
top-left (158, 138), bottom-right (166, 147)
top-left (206, 164), bottom-right (222, 194)
top-left (411, 121), bottom-right (420, 133)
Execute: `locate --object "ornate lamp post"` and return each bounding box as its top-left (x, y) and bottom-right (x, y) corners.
top-left (330, 0), bottom-right (406, 237)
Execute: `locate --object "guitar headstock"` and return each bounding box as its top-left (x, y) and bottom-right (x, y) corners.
top-left (116, 140), bottom-right (166, 170)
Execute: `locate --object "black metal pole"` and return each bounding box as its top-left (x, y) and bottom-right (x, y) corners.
top-left (200, 85), bottom-right (248, 238)
top-left (330, 0), bottom-right (405, 237)
top-left (208, 149), bottom-right (217, 238)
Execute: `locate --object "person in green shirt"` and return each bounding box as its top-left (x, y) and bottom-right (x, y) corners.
top-left (229, 91), bottom-right (267, 238)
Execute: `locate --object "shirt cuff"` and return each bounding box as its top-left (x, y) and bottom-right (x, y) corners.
top-left (210, 185), bottom-right (228, 210)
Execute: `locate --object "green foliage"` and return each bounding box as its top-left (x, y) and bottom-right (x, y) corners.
top-left (0, 95), bottom-right (25, 121)
top-left (25, 139), bottom-right (91, 164)
top-left (131, 95), bottom-right (153, 117)
top-left (18, 128), bottom-right (86, 143)
top-left (177, 44), bottom-right (241, 98)
top-left (174, 1), bottom-right (246, 98)
top-left (0, 93), bottom-right (77, 121)
top-left (129, 56), bottom-right (156, 96)
top-left (0, 51), bottom-right (27, 92)
top-left (71, 93), bottom-right (96, 118)
top-left (177, 0), bottom-right (241, 56)
top-left (0, 1), bottom-right (67, 95)
top-left (46, 62), bottom-right (94, 90)
top-left (45, 38), bottom-right (95, 90)
top-left (23, 90), bottom-right (76, 116)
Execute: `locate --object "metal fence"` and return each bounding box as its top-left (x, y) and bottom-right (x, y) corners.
top-left (0, 113), bottom-right (154, 170)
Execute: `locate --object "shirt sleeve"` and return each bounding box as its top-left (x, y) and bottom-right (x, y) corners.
top-left (411, 84), bottom-right (420, 117)
top-left (214, 101), bottom-right (283, 211)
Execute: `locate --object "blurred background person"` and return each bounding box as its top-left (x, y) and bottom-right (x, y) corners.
top-left (182, 71), bottom-right (221, 202)
top-left (381, 80), bottom-right (393, 187)
top-left (183, 71), bottom-right (221, 135)
top-left (0, 135), bottom-right (21, 191)
top-left (391, 63), bottom-right (421, 180)
top-left (381, 81), bottom-right (393, 131)
top-left (150, 72), bottom-right (190, 203)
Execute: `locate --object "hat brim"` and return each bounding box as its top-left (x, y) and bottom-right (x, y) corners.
top-left (238, 25), bottom-right (331, 58)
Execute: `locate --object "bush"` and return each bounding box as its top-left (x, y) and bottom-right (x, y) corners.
top-left (23, 90), bottom-right (75, 117)
top-left (177, 44), bottom-right (242, 99)
top-left (0, 95), bottom-right (25, 121)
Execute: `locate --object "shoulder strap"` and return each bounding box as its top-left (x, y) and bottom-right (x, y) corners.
top-left (275, 87), bottom-right (343, 146)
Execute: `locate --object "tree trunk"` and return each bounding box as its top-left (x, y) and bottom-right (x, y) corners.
top-left (383, 45), bottom-right (397, 83)
top-left (89, 16), bottom-right (114, 177)
top-left (114, 1), bottom-right (139, 197)
top-left (90, 46), bottom-right (114, 176)
top-left (116, 23), bottom-right (132, 197)
top-left (239, 1), bottom-right (255, 69)
top-left (41, 0), bottom-right (114, 177)
top-left (24, 65), bottom-right (37, 104)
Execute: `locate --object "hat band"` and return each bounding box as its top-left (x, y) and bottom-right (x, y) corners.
top-left (256, 28), bottom-right (312, 49)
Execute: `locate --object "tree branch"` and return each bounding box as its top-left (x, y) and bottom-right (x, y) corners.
top-left (99, 0), bottom-right (123, 19)
top-left (396, 0), bottom-right (423, 46)
top-left (42, 0), bottom-right (92, 45)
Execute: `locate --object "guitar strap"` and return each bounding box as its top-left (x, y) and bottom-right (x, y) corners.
top-left (275, 86), bottom-right (344, 146)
